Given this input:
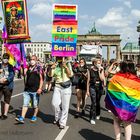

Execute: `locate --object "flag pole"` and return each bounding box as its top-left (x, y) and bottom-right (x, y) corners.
top-left (20, 43), bottom-right (26, 85)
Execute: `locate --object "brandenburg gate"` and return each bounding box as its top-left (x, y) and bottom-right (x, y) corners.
top-left (77, 24), bottom-right (121, 61)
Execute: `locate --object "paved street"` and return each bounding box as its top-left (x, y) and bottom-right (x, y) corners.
top-left (0, 80), bottom-right (140, 140)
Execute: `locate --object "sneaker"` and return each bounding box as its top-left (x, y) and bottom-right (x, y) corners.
top-left (81, 110), bottom-right (85, 116)
top-left (15, 116), bottom-right (24, 124)
top-left (43, 89), bottom-right (48, 94)
top-left (53, 120), bottom-right (59, 125)
top-left (90, 119), bottom-right (96, 125)
top-left (96, 115), bottom-right (100, 120)
top-left (59, 125), bottom-right (65, 129)
top-left (1, 115), bottom-right (8, 120)
top-left (30, 116), bottom-right (37, 123)
top-left (74, 112), bottom-right (80, 118)
top-left (108, 110), bottom-right (111, 113)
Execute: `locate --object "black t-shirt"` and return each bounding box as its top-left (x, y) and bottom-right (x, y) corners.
top-left (77, 66), bottom-right (87, 83)
top-left (90, 68), bottom-right (102, 89)
top-left (24, 66), bottom-right (41, 92)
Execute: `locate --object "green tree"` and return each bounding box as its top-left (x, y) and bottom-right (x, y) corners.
top-left (0, 17), bottom-right (2, 23)
top-left (137, 20), bottom-right (140, 32)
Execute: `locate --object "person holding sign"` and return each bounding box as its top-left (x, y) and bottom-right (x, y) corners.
top-left (48, 57), bottom-right (73, 129)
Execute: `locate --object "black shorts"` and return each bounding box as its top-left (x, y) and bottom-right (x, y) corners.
top-left (76, 81), bottom-right (87, 90)
top-left (0, 86), bottom-right (13, 104)
top-left (46, 75), bottom-right (52, 82)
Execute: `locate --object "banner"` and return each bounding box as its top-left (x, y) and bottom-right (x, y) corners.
top-left (2, 0), bottom-right (29, 39)
top-left (52, 4), bottom-right (78, 57)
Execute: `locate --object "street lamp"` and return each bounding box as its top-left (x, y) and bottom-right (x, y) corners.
top-left (137, 21), bottom-right (140, 64)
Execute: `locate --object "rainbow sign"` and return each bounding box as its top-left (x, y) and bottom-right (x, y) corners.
top-left (52, 4), bottom-right (78, 57)
top-left (2, 0), bottom-right (29, 40)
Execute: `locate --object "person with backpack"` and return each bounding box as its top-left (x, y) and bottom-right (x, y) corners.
top-left (15, 55), bottom-right (43, 124)
top-left (86, 58), bottom-right (106, 124)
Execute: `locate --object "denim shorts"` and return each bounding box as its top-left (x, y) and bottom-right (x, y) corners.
top-left (23, 91), bottom-right (40, 108)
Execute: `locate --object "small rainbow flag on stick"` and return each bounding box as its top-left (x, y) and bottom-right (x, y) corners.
top-left (105, 73), bottom-right (140, 122)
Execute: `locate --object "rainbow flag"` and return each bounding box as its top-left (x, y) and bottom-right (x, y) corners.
top-left (53, 4), bottom-right (77, 21)
top-left (5, 43), bottom-right (27, 70)
top-left (105, 73), bottom-right (140, 122)
top-left (2, 25), bottom-right (7, 40)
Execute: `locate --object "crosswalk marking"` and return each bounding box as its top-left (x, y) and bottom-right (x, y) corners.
top-left (55, 126), bottom-right (69, 140)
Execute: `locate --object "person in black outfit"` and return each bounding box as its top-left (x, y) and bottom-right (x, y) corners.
top-left (87, 58), bottom-right (106, 124)
top-left (43, 61), bottom-right (53, 93)
top-left (74, 58), bottom-right (89, 118)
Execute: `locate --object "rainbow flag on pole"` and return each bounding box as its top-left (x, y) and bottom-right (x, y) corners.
top-left (105, 73), bottom-right (140, 122)
top-left (5, 43), bottom-right (27, 70)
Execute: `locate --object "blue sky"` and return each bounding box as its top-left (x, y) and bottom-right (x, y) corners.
top-left (0, 0), bottom-right (140, 48)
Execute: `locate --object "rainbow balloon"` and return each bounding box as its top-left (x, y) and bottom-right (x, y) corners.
top-left (105, 73), bottom-right (140, 122)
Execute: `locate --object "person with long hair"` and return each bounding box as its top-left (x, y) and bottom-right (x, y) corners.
top-left (105, 60), bottom-right (140, 140)
top-left (74, 58), bottom-right (89, 118)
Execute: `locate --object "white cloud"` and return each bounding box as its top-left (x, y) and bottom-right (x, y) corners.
top-left (30, 24), bottom-right (52, 41)
top-left (35, 24), bottom-right (52, 31)
top-left (116, 26), bottom-right (138, 46)
top-left (131, 9), bottom-right (140, 19)
top-left (79, 15), bottom-right (89, 20)
top-left (97, 7), bottom-right (130, 28)
top-left (28, 0), bottom-right (58, 5)
top-left (30, 3), bottom-right (52, 18)
top-left (124, 1), bottom-right (131, 8)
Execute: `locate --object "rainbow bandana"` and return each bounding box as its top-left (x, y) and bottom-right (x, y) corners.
top-left (105, 73), bottom-right (140, 122)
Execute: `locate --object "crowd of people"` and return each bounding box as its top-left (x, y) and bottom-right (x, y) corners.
top-left (0, 53), bottom-right (140, 140)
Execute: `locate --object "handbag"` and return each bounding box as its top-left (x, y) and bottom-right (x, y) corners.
top-left (71, 75), bottom-right (79, 86)
top-left (60, 80), bottom-right (71, 88)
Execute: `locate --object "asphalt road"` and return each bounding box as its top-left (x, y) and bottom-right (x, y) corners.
top-left (0, 79), bottom-right (140, 140)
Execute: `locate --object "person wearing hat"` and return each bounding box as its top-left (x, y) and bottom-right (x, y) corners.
top-left (0, 53), bottom-right (15, 120)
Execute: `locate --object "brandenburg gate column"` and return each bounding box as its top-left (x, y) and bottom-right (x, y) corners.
top-left (107, 45), bottom-right (110, 62)
top-left (116, 45), bottom-right (121, 60)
